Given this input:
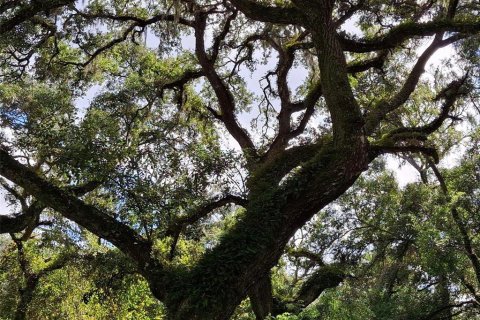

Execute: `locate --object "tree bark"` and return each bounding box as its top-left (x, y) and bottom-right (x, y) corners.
top-left (162, 136), bottom-right (368, 319)
top-left (0, 3), bottom-right (373, 319)
top-left (14, 275), bottom-right (39, 320)
top-left (248, 274), bottom-right (273, 320)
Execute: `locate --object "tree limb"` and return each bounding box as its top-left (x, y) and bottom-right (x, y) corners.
top-left (346, 50), bottom-right (388, 74)
top-left (0, 213), bottom-right (36, 234)
top-left (380, 76), bottom-right (468, 140)
top-left (73, 9), bottom-right (194, 27)
top-left (340, 19), bottom-right (480, 53)
top-left (166, 194), bottom-right (247, 259)
top-left (0, 0), bottom-right (73, 34)
top-left (0, 148), bottom-right (152, 265)
top-left (364, 34), bottom-right (463, 135)
top-left (248, 273), bottom-right (273, 320)
top-left (300, 1), bottom-right (364, 146)
top-left (369, 145), bottom-right (439, 164)
top-left (228, 0), bottom-right (302, 25)
top-left (193, 12), bottom-right (257, 158)
top-left (428, 160), bottom-right (480, 290)
top-left (287, 247), bottom-right (324, 265)
top-left (166, 194), bottom-right (247, 237)
top-left (295, 264), bottom-right (345, 307)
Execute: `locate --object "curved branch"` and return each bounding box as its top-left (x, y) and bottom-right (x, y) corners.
top-left (295, 264), bottom-right (345, 307)
top-left (166, 194), bottom-right (247, 259)
top-left (211, 9), bottom-right (238, 62)
top-left (0, 213), bottom-right (36, 234)
top-left (334, 0), bottom-right (366, 28)
top-left (264, 35), bottom-right (302, 154)
top-left (0, 177), bottom-right (103, 236)
top-left (346, 50), bottom-right (388, 74)
top-left (228, 0), bottom-right (302, 25)
top-left (381, 76), bottom-right (468, 140)
top-left (68, 179), bottom-right (104, 196)
top-left (73, 9), bottom-right (194, 27)
top-left (166, 194), bottom-right (248, 237)
top-left (287, 247), bottom-right (324, 265)
top-left (340, 19), bottom-right (480, 53)
top-left (0, 0), bottom-right (73, 34)
top-left (64, 10), bottom-right (195, 67)
top-left (194, 13), bottom-right (257, 157)
top-left (369, 145), bottom-right (439, 163)
top-left (272, 264), bottom-right (346, 316)
top-left (259, 139), bottom-right (326, 184)
top-left (297, 1), bottom-right (365, 146)
top-left (157, 69), bottom-right (204, 98)
top-left (364, 34), bottom-right (462, 134)
top-left (0, 177), bottom-right (27, 209)
top-left (0, 148), bottom-right (152, 265)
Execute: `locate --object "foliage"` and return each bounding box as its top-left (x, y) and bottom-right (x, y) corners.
top-left (0, 0), bottom-right (479, 319)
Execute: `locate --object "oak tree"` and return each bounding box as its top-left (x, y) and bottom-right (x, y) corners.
top-left (0, 0), bottom-right (479, 319)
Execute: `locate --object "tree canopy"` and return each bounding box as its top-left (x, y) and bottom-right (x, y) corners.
top-left (0, 0), bottom-right (479, 319)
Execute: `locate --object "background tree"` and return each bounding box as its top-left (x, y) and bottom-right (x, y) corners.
top-left (0, 0), bottom-right (479, 319)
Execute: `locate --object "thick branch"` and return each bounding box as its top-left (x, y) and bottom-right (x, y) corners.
top-left (248, 274), bottom-right (273, 320)
top-left (259, 139), bottom-right (325, 184)
top-left (289, 80), bottom-right (323, 114)
top-left (165, 194), bottom-right (247, 260)
top-left (369, 145), bottom-right (439, 164)
top-left (194, 13), bottom-right (257, 157)
top-left (340, 19), bottom-right (480, 53)
top-left (0, 148), bottom-right (152, 265)
top-left (364, 34), bottom-right (461, 135)
top-left (68, 179), bottom-right (103, 196)
top-left (0, 201), bottom-right (44, 235)
top-left (1, 178), bottom-right (101, 235)
top-left (429, 161), bottom-right (480, 289)
top-left (74, 9), bottom-right (194, 27)
top-left (380, 76), bottom-right (467, 140)
top-left (166, 194), bottom-right (247, 238)
top-left (157, 69), bottom-right (204, 98)
top-left (211, 9), bottom-right (237, 62)
top-left (287, 247), bottom-right (324, 265)
top-left (265, 35), bottom-right (301, 154)
top-left (0, 213), bottom-right (35, 234)
top-left (168, 135), bottom-right (369, 319)
top-left (334, 0), bottom-right (366, 28)
top-left (274, 38), bottom-right (296, 136)
top-left (271, 264), bottom-right (346, 317)
top-left (303, 2), bottom-right (364, 145)
top-left (0, 0), bottom-right (73, 34)
top-left (264, 78), bottom-right (323, 160)
top-left (346, 50), bottom-right (388, 74)
top-left (295, 264), bottom-right (345, 307)
top-left (228, 0), bottom-right (302, 24)
top-left (0, 178), bottom-right (27, 209)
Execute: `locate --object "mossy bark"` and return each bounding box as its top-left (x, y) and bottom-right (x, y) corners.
top-left (248, 274), bottom-right (273, 320)
top-left (159, 137), bottom-right (368, 319)
top-left (155, 4), bottom-right (370, 318)
top-left (14, 276), bottom-right (39, 320)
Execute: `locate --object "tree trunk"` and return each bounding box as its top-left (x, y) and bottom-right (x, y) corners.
top-left (15, 275), bottom-right (39, 320)
top-left (161, 137), bottom-right (369, 319)
top-left (248, 274), bottom-right (273, 320)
